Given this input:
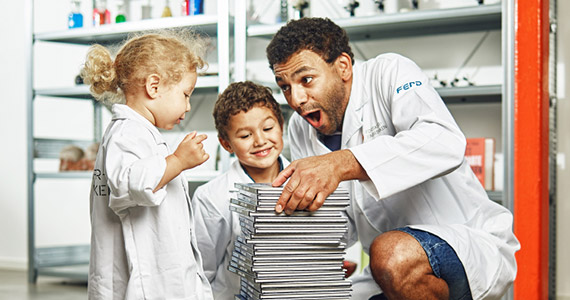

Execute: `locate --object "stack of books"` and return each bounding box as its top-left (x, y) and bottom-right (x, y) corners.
top-left (228, 183), bottom-right (352, 300)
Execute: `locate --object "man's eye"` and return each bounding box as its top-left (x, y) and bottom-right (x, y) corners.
top-left (280, 85), bottom-right (290, 92)
top-left (302, 77), bottom-right (313, 84)
top-left (263, 127), bottom-right (274, 131)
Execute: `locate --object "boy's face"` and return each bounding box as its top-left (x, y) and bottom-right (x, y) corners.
top-left (220, 106), bottom-right (283, 175)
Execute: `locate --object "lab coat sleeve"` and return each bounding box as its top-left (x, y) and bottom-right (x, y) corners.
top-left (350, 55), bottom-right (466, 200)
top-left (105, 123), bottom-right (168, 214)
top-left (192, 185), bottom-right (232, 283)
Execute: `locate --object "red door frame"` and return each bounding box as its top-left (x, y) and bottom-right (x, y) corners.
top-left (513, 0), bottom-right (550, 298)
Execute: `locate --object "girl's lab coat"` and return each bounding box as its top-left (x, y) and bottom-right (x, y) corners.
top-left (288, 53), bottom-right (520, 300)
top-left (89, 104), bottom-right (213, 300)
top-left (192, 157), bottom-right (289, 300)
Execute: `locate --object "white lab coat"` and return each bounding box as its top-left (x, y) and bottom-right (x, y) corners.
top-left (288, 53), bottom-right (520, 300)
top-left (192, 157), bottom-right (289, 300)
top-left (89, 104), bottom-right (213, 300)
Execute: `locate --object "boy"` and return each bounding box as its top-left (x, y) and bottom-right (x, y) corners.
top-left (192, 81), bottom-right (289, 300)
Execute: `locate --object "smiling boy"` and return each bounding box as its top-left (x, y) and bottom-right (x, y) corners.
top-left (191, 81), bottom-right (289, 300)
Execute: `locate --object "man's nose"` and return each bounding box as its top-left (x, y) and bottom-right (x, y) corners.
top-left (288, 85), bottom-right (308, 110)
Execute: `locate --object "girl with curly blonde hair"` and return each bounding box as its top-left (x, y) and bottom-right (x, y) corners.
top-left (81, 30), bottom-right (213, 300)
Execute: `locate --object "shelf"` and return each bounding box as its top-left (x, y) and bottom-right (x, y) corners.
top-left (34, 15), bottom-right (221, 44)
top-left (35, 75), bottom-right (220, 99)
top-left (35, 245), bottom-right (89, 281)
top-left (487, 190), bottom-right (503, 203)
top-left (35, 172), bottom-right (93, 179)
top-left (184, 169), bottom-right (221, 182)
top-left (258, 79), bottom-right (500, 105)
top-left (248, 4), bottom-right (501, 40)
top-left (35, 170), bottom-right (220, 182)
top-left (437, 84), bottom-right (502, 104)
top-left (37, 265), bottom-right (89, 281)
top-left (34, 138), bottom-right (94, 159)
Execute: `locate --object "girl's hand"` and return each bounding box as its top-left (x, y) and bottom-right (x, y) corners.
top-left (173, 131), bottom-right (210, 170)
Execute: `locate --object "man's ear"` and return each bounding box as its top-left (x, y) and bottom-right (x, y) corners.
top-left (145, 74), bottom-right (161, 99)
top-left (336, 53), bottom-right (353, 82)
top-left (219, 136), bottom-right (233, 153)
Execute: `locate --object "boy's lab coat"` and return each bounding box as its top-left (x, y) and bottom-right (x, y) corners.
top-left (193, 157), bottom-right (289, 300)
top-left (287, 53), bottom-right (520, 300)
top-left (89, 104), bottom-right (213, 300)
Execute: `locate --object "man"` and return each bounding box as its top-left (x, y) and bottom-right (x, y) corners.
top-left (268, 17), bottom-right (519, 300)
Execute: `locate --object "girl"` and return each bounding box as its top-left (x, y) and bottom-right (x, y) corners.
top-left (81, 30), bottom-right (213, 300)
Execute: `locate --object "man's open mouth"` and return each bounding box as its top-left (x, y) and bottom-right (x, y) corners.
top-left (304, 110), bottom-right (323, 128)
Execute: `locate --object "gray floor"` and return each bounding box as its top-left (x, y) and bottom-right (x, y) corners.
top-left (0, 269), bottom-right (87, 300)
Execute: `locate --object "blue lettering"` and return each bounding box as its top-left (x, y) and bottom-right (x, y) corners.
top-left (396, 80), bottom-right (423, 94)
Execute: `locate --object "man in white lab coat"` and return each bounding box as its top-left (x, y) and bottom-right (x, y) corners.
top-left (267, 17), bottom-right (519, 300)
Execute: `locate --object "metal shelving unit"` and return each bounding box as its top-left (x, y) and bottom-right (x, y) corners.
top-left (27, 0), bottom-right (231, 283)
top-left (236, 2), bottom-right (506, 203)
top-left (247, 3), bottom-right (501, 40)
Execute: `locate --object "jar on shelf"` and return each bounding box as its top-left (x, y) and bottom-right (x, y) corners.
top-left (116, 1), bottom-right (127, 23)
top-left (162, 0), bottom-right (173, 17)
top-left (93, 0), bottom-right (111, 26)
top-left (181, 0), bottom-right (203, 16)
top-left (68, 0), bottom-right (83, 29)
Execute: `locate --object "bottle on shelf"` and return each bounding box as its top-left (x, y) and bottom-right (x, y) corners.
top-left (189, 0), bottom-right (204, 15)
top-left (162, 0), bottom-right (173, 17)
top-left (141, 0), bottom-right (152, 19)
top-left (93, 0), bottom-right (111, 26)
top-left (290, 0), bottom-right (309, 19)
top-left (68, 0), bottom-right (83, 29)
top-left (116, 1), bottom-right (127, 23)
top-left (181, 0), bottom-right (188, 16)
top-left (181, 0), bottom-right (203, 16)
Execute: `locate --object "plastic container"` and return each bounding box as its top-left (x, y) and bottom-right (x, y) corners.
top-left (68, 0), bottom-right (83, 29)
top-left (93, 0), bottom-right (111, 26)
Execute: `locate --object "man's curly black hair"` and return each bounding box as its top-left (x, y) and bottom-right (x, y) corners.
top-left (266, 17), bottom-right (354, 70)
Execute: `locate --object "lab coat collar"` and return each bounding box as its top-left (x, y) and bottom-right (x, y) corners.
top-left (111, 104), bottom-right (166, 146)
top-left (342, 61), bottom-right (366, 146)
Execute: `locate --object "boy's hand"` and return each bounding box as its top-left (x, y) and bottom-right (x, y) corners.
top-left (173, 131), bottom-right (209, 170)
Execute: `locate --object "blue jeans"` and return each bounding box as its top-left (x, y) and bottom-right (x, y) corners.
top-left (369, 227), bottom-right (473, 300)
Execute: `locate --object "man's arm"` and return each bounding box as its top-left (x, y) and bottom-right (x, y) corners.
top-left (272, 149), bottom-right (369, 214)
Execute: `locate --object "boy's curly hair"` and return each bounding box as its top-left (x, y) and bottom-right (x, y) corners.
top-left (266, 17), bottom-right (354, 70)
top-left (214, 81), bottom-right (284, 141)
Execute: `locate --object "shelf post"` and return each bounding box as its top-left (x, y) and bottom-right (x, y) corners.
top-left (25, 0), bottom-right (37, 284)
top-left (513, 0), bottom-right (550, 299)
top-left (234, 0), bottom-right (247, 82)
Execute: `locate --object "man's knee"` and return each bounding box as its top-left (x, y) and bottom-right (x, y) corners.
top-left (369, 231), bottom-right (431, 285)
top-left (370, 231), bottom-right (416, 281)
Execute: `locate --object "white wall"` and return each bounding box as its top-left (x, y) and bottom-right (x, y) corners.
top-left (0, 0), bottom-right (31, 269)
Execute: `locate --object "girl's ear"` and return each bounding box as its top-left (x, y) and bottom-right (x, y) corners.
top-left (145, 74), bottom-right (161, 99)
top-left (218, 136), bottom-right (233, 153)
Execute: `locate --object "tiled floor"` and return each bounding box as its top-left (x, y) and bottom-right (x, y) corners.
top-left (0, 269), bottom-right (87, 300)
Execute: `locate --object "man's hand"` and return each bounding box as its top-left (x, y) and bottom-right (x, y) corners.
top-left (272, 149), bottom-right (367, 214)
